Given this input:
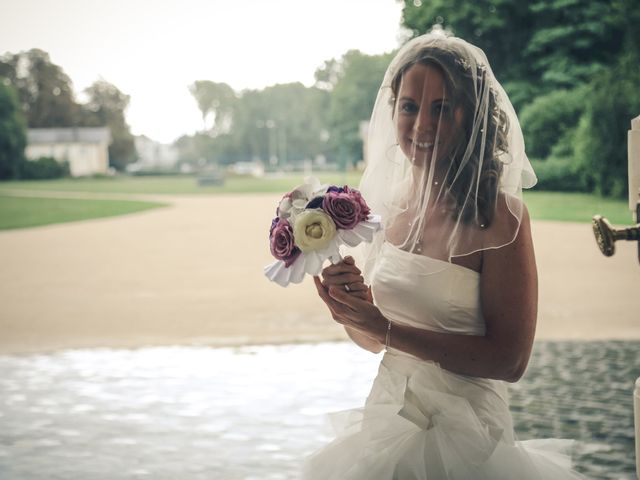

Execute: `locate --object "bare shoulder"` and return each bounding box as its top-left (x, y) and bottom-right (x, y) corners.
top-left (486, 192), bottom-right (530, 245)
top-left (482, 192), bottom-right (536, 285)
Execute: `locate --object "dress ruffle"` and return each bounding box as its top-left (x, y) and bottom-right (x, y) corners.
top-left (303, 351), bottom-right (584, 479)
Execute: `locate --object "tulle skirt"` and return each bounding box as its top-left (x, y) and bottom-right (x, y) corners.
top-left (303, 351), bottom-right (585, 479)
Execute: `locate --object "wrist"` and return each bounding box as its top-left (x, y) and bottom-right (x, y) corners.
top-left (374, 312), bottom-right (392, 347)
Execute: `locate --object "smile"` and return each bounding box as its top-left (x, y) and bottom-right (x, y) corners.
top-left (412, 140), bottom-right (435, 149)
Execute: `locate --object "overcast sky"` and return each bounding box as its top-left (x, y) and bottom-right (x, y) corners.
top-left (1, 0), bottom-right (405, 143)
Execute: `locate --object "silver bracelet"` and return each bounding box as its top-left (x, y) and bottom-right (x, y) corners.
top-left (385, 320), bottom-right (392, 351)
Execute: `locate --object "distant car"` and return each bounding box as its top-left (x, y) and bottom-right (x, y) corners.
top-left (230, 161), bottom-right (265, 177)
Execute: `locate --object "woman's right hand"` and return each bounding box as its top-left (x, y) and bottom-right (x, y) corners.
top-left (314, 256), bottom-right (383, 353)
top-left (318, 256), bottom-right (371, 302)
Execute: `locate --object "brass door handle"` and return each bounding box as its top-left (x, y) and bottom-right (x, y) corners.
top-left (592, 214), bottom-right (640, 257)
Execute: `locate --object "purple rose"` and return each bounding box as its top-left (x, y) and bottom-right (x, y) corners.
top-left (322, 191), bottom-right (362, 229)
top-left (269, 218), bottom-right (301, 267)
top-left (326, 185), bottom-right (346, 194)
top-left (344, 186), bottom-right (371, 220)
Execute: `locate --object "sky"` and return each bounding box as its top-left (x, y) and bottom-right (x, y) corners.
top-left (0, 0), bottom-right (406, 144)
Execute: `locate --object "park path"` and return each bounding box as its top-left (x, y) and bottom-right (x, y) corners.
top-left (0, 192), bottom-right (638, 354)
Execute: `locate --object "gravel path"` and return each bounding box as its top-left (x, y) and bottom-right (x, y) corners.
top-left (0, 193), bottom-right (638, 354)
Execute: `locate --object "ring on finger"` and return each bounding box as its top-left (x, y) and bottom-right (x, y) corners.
top-left (344, 284), bottom-right (351, 292)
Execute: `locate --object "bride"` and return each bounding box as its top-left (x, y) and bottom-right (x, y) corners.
top-left (306, 32), bottom-right (585, 479)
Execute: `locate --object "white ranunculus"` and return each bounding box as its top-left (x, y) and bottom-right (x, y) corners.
top-left (293, 210), bottom-right (337, 252)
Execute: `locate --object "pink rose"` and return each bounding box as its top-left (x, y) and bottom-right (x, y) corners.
top-left (322, 191), bottom-right (362, 229)
top-left (270, 219), bottom-right (301, 267)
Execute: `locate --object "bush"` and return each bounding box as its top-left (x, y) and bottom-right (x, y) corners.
top-left (502, 81), bottom-right (541, 115)
top-left (529, 156), bottom-right (585, 192)
top-left (19, 157), bottom-right (70, 180)
top-left (520, 87), bottom-right (586, 159)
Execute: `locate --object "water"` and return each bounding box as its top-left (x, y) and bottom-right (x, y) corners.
top-left (0, 341), bottom-right (637, 479)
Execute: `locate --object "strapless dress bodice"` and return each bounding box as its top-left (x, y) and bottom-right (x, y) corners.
top-left (371, 241), bottom-right (485, 337)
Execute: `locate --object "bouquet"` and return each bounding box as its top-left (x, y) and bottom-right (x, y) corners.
top-left (264, 176), bottom-right (382, 287)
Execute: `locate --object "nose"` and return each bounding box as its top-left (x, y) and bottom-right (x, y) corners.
top-left (413, 106), bottom-right (437, 137)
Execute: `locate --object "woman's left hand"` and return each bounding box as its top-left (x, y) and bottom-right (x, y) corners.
top-left (313, 276), bottom-right (387, 342)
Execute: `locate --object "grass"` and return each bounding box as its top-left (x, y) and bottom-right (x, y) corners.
top-left (0, 172), bottom-right (364, 196)
top-left (525, 190), bottom-right (633, 225)
top-left (0, 173), bottom-right (633, 229)
top-left (0, 195), bottom-right (167, 230)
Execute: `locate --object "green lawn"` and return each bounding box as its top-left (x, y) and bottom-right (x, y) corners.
top-left (0, 172), bottom-right (364, 196)
top-left (0, 174), bottom-right (633, 229)
top-left (525, 190), bottom-right (632, 225)
top-left (0, 195), bottom-right (167, 230)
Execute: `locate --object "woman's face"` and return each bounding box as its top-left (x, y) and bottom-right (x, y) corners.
top-left (394, 63), bottom-right (464, 169)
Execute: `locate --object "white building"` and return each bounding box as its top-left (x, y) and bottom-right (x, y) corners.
top-left (26, 127), bottom-right (111, 177)
top-left (133, 135), bottom-right (178, 171)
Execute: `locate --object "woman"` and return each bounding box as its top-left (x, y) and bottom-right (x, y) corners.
top-left (306, 32), bottom-right (584, 479)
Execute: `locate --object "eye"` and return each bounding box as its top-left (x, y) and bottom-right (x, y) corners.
top-left (399, 100), bottom-right (418, 114)
top-left (432, 102), bottom-right (452, 117)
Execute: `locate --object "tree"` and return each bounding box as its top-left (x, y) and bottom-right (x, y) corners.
top-left (189, 80), bottom-right (237, 134)
top-left (315, 50), bottom-right (393, 166)
top-left (0, 49), bottom-right (79, 127)
top-left (230, 83), bottom-right (330, 166)
top-left (573, 51), bottom-right (640, 198)
top-left (399, 0), bottom-right (626, 107)
top-left (0, 82), bottom-right (27, 179)
top-left (400, 0), bottom-right (640, 197)
top-left (81, 80), bottom-right (137, 171)
top-left (183, 81), bottom-right (330, 167)
top-left (524, 0), bottom-right (623, 90)
top-left (401, 0), bottom-right (533, 87)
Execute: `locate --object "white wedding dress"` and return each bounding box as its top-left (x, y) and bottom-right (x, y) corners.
top-left (303, 242), bottom-right (585, 479)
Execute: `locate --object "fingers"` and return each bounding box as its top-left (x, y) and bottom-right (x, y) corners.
top-left (315, 276), bottom-right (375, 329)
top-left (314, 276), bottom-right (353, 325)
top-left (343, 282), bottom-right (367, 292)
top-left (327, 287), bottom-right (377, 329)
top-left (344, 284), bottom-right (370, 301)
top-left (313, 276), bottom-right (341, 318)
top-left (342, 255), bottom-right (355, 265)
top-left (319, 255), bottom-right (371, 306)
top-left (314, 276), bottom-right (349, 312)
top-left (321, 256), bottom-right (365, 291)
top-left (328, 285), bottom-right (368, 312)
top-left (322, 256), bottom-right (361, 277)
top-left (351, 291), bottom-right (369, 301)
top-left (321, 272), bottom-right (364, 288)
top-left (321, 257), bottom-right (366, 296)
top-left (321, 273), bottom-right (368, 304)
top-left (313, 276), bottom-right (330, 302)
